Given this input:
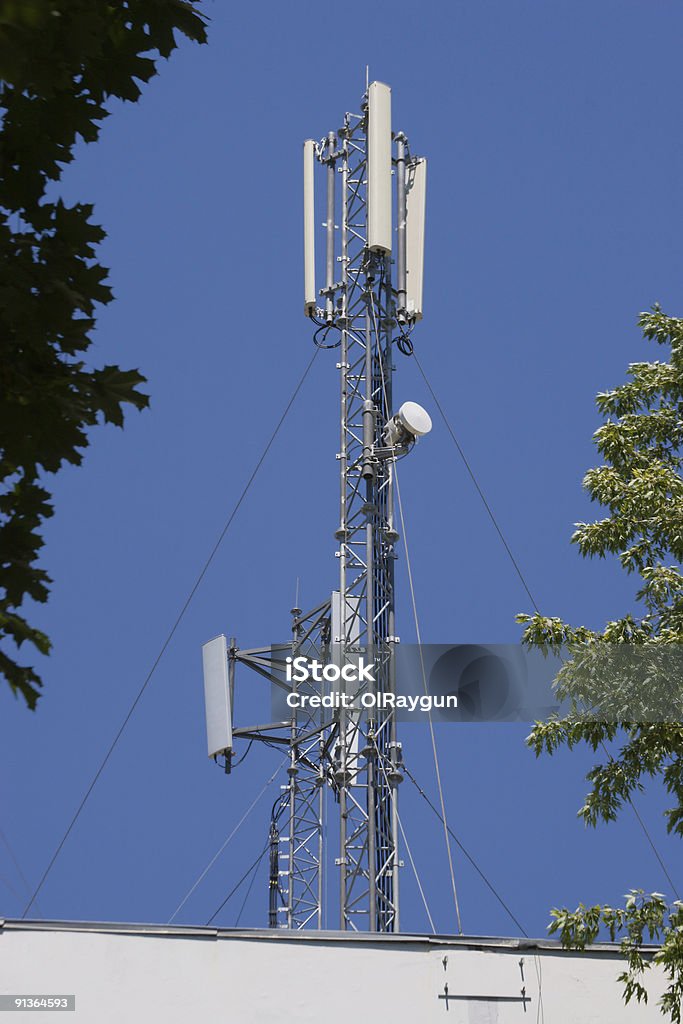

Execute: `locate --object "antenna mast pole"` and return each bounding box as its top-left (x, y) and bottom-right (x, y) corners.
top-left (203, 80), bottom-right (427, 934)
top-left (314, 81), bottom-right (421, 931)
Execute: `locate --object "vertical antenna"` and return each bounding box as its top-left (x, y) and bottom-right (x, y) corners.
top-left (396, 133), bottom-right (407, 321)
top-left (367, 82), bottom-right (392, 253)
top-left (405, 157), bottom-right (427, 321)
top-left (303, 140), bottom-right (317, 315)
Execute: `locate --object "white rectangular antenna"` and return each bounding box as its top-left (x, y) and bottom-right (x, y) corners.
top-left (406, 157), bottom-right (427, 320)
top-left (202, 635), bottom-right (233, 758)
top-left (331, 591), bottom-right (362, 767)
top-left (303, 139), bottom-right (316, 315)
top-left (367, 81), bottom-right (392, 253)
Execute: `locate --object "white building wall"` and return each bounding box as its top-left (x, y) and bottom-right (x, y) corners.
top-left (0, 921), bottom-right (666, 1023)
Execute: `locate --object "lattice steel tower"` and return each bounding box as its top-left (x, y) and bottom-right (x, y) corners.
top-left (202, 81), bottom-right (428, 933)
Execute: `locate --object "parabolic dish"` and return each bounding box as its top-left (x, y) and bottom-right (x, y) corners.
top-left (396, 401), bottom-right (432, 437)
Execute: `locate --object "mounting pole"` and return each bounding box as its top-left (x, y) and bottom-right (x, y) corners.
top-left (325, 132), bottom-right (336, 324)
top-left (328, 80), bottom-right (407, 932)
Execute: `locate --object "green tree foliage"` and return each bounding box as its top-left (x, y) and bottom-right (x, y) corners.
top-left (518, 307), bottom-right (683, 1020)
top-left (549, 892), bottom-right (683, 1021)
top-left (0, 1), bottom-right (207, 708)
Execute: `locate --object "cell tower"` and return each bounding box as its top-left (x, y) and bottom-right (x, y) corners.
top-left (202, 81), bottom-right (428, 933)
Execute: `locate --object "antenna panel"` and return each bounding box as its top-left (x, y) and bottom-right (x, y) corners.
top-left (406, 157), bottom-right (427, 320)
top-left (367, 81), bottom-right (392, 253)
top-left (331, 591), bottom-right (362, 765)
top-left (202, 635), bottom-right (232, 758)
top-left (303, 139), bottom-right (316, 315)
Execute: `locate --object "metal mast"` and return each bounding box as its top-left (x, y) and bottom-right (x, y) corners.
top-left (202, 81), bottom-right (427, 934)
top-left (326, 86), bottom-right (401, 932)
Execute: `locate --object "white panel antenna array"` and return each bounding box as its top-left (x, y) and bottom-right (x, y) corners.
top-left (367, 81), bottom-right (393, 254)
top-left (405, 157), bottom-right (427, 321)
top-left (303, 139), bottom-right (317, 315)
top-left (302, 81), bottom-right (427, 324)
top-left (202, 635), bottom-right (233, 759)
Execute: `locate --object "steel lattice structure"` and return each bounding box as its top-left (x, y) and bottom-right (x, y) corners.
top-left (203, 82), bottom-right (426, 933)
top-left (325, 108), bottom-right (403, 932)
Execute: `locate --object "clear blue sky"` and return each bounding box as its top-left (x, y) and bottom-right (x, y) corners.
top-left (2, 0), bottom-right (683, 935)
